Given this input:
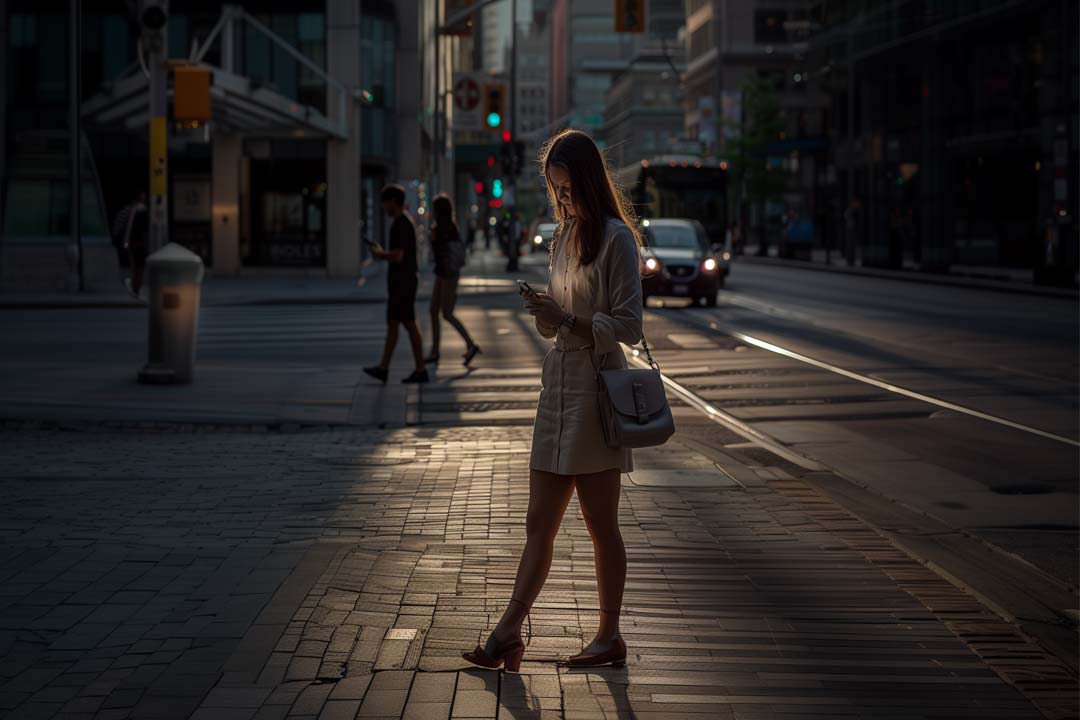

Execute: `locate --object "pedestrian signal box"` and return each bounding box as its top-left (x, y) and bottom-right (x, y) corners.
top-left (615, 0), bottom-right (646, 33)
top-left (484, 82), bottom-right (505, 129)
top-left (174, 65), bottom-right (211, 123)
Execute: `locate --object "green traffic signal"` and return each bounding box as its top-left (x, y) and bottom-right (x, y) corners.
top-left (492, 179), bottom-right (503, 198)
top-left (486, 112), bottom-right (502, 128)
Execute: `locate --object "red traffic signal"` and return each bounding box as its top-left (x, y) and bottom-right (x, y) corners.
top-left (474, 181), bottom-right (484, 194)
top-left (487, 155), bottom-right (495, 168)
top-left (502, 130), bottom-right (512, 143)
top-left (488, 199), bottom-right (502, 208)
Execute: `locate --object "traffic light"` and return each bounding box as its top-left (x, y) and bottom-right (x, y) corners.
top-left (492, 179), bottom-right (504, 199)
top-left (483, 83), bottom-right (505, 130)
top-left (174, 65), bottom-right (211, 124)
top-left (139, 0), bottom-right (168, 31)
top-left (615, 0), bottom-right (646, 33)
top-left (474, 180), bottom-right (484, 194)
top-left (500, 142), bottom-right (513, 175)
top-left (513, 141), bottom-right (526, 176)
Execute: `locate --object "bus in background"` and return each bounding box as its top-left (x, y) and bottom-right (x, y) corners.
top-left (625, 156), bottom-right (729, 250)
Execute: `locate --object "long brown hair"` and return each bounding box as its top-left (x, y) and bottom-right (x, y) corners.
top-left (431, 193), bottom-right (458, 242)
top-left (539, 129), bottom-right (640, 266)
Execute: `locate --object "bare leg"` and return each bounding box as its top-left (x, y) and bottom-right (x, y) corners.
top-left (402, 319), bottom-right (425, 372)
top-left (440, 281), bottom-right (474, 349)
top-left (485, 469), bottom-right (575, 655)
top-left (442, 311), bottom-right (475, 348)
top-left (574, 468), bottom-right (625, 646)
top-left (428, 280), bottom-right (443, 356)
top-left (131, 259), bottom-right (145, 294)
top-left (379, 321), bottom-right (399, 369)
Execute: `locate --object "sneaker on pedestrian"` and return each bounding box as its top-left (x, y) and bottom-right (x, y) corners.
top-left (401, 369), bottom-right (429, 384)
top-left (363, 366), bottom-right (388, 384)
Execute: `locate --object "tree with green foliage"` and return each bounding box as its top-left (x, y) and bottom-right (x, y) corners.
top-left (726, 73), bottom-right (787, 255)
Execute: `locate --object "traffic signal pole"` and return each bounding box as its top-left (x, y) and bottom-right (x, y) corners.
top-left (69, 0), bottom-right (84, 291)
top-left (507, 0), bottom-right (519, 271)
top-left (142, 1), bottom-right (169, 254)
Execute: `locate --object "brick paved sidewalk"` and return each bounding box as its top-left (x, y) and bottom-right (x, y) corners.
top-left (0, 421), bottom-right (1074, 720)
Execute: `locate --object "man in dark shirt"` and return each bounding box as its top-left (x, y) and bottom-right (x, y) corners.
top-left (363, 184), bottom-right (428, 384)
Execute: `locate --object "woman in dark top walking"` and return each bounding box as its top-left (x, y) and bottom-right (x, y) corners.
top-left (427, 194), bottom-right (481, 366)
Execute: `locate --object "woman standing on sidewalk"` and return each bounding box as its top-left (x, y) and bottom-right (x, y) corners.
top-left (426, 194), bottom-right (481, 366)
top-left (463, 129), bottom-right (643, 671)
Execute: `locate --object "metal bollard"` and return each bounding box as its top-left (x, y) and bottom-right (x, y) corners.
top-left (137, 243), bottom-right (205, 385)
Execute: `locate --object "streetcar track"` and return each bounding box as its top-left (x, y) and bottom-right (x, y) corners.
top-left (648, 308), bottom-right (1080, 448)
top-left (715, 289), bottom-right (1080, 388)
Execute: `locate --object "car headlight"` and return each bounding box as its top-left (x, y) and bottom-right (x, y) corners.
top-left (533, 235), bottom-right (543, 245)
top-left (703, 257), bottom-right (717, 272)
top-left (644, 257), bottom-right (659, 271)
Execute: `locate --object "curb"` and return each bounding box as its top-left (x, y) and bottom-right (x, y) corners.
top-left (737, 255), bottom-right (1079, 299)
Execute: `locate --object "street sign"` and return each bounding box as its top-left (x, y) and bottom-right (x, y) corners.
top-left (453, 73), bottom-right (483, 132)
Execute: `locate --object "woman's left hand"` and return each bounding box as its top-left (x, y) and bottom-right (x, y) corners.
top-left (524, 292), bottom-right (564, 326)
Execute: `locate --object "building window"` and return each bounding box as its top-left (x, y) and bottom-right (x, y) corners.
top-left (754, 9), bottom-right (809, 44)
top-left (689, 23), bottom-right (712, 61)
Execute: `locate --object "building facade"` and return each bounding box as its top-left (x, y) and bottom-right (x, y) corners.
top-left (0, 0), bottom-right (455, 292)
top-left (806, 0), bottom-right (1078, 281)
top-left (602, 51), bottom-right (688, 175)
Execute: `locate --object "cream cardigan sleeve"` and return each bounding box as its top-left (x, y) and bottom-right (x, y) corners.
top-left (591, 225), bottom-right (643, 355)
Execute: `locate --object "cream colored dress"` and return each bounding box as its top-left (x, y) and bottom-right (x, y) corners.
top-left (529, 217), bottom-right (643, 475)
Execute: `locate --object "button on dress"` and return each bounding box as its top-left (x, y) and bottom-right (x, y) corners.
top-left (529, 217), bottom-right (644, 475)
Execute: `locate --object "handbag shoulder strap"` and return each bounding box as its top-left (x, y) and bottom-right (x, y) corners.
top-left (597, 334), bottom-right (660, 372)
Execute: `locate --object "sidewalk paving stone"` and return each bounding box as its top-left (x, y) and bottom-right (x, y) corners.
top-left (0, 264), bottom-right (1076, 718)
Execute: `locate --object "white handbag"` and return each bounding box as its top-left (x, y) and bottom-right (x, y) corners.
top-left (595, 337), bottom-right (675, 449)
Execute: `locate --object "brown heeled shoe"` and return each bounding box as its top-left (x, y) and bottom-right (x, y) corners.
top-left (563, 609), bottom-right (627, 667)
top-left (462, 598), bottom-right (531, 672)
top-left (563, 635), bottom-right (627, 667)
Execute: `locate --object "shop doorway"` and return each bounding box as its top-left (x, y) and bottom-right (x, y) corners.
top-left (245, 156), bottom-right (326, 267)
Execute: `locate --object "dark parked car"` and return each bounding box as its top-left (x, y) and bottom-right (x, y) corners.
top-left (640, 219), bottom-right (729, 306)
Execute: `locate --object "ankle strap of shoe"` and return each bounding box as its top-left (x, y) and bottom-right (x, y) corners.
top-left (510, 597), bottom-right (532, 647)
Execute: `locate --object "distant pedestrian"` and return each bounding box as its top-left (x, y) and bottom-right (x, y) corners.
top-left (506, 212), bottom-right (522, 272)
top-left (462, 128), bottom-right (643, 671)
top-left (112, 191), bottom-right (149, 297)
top-left (364, 184), bottom-right (428, 384)
top-left (425, 194), bottom-right (481, 366)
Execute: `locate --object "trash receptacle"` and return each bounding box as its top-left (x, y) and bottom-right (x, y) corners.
top-left (137, 243), bottom-right (205, 385)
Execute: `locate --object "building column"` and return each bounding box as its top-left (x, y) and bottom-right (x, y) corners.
top-left (0, 0), bottom-right (9, 238)
top-left (212, 134), bottom-right (241, 274)
top-left (919, 41), bottom-right (948, 272)
top-left (326, 0), bottom-right (361, 278)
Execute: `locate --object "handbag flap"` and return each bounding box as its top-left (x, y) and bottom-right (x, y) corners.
top-left (598, 368), bottom-right (667, 418)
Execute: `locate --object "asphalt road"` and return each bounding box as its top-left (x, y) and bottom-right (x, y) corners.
top-left (1, 255), bottom-right (1076, 667)
top-left (647, 261), bottom-right (1079, 590)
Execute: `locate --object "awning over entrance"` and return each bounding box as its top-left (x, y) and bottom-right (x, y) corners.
top-left (80, 6), bottom-right (348, 140)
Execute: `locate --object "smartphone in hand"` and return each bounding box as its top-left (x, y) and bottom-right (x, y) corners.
top-left (517, 280), bottom-right (536, 297)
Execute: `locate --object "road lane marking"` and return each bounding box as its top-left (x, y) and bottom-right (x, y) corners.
top-left (716, 290), bottom-right (1079, 388)
top-left (623, 345), bottom-right (826, 471)
top-left (655, 313), bottom-right (1079, 448)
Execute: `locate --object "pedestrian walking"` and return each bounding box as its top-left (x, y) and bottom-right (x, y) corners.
top-left (363, 184), bottom-right (428, 384)
top-left (462, 129), bottom-right (643, 671)
top-left (113, 191), bottom-right (149, 297)
top-left (506, 211), bottom-right (522, 272)
top-left (425, 194), bottom-right (482, 366)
